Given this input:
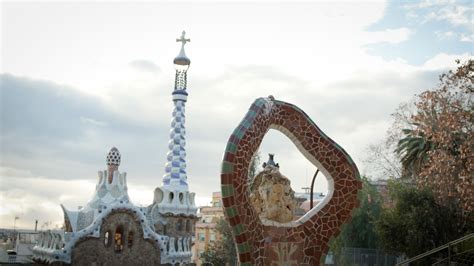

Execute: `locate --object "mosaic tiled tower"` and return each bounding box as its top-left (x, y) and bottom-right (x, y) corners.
top-left (163, 30), bottom-right (191, 190)
top-left (149, 31), bottom-right (197, 264)
top-left (33, 32), bottom-right (197, 265)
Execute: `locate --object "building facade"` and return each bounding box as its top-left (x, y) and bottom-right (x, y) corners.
top-left (33, 31), bottom-right (197, 265)
top-left (191, 192), bottom-right (224, 265)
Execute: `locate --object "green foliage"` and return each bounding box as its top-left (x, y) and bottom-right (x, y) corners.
top-left (200, 247), bottom-right (227, 266)
top-left (329, 177), bottom-right (382, 254)
top-left (394, 59), bottom-right (473, 212)
top-left (375, 180), bottom-right (465, 258)
top-left (395, 128), bottom-right (434, 176)
top-left (200, 218), bottom-right (238, 266)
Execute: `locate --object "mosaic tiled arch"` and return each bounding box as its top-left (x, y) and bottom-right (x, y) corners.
top-left (220, 97), bottom-right (362, 265)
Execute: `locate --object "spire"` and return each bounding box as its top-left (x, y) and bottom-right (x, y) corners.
top-left (174, 31), bottom-right (191, 66)
top-left (163, 31), bottom-right (191, 190)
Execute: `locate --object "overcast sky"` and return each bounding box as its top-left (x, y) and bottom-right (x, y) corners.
top-left (1, 0), bottom-right (472, 229)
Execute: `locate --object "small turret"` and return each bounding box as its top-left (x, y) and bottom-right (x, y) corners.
top-left (106, 147), bottom-right (121, 183)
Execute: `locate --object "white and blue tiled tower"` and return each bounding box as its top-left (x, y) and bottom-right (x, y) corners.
top-left (163, 31), bottom-right (191, 189)
top-left (149, 31), bottom-right (197, 264)
top-left (33, 32), bottom-right (198, 266)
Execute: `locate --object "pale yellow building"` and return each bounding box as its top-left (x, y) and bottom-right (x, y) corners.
top-left (191, 192), bottom-right (224, 265)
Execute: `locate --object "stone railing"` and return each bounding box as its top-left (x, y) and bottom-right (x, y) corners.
top-left (153, 187), bottom-right (197, 216)
top-left (161, 236), bottom-right (192, 264)
top-left (32, 230), bottom-right (68, 263)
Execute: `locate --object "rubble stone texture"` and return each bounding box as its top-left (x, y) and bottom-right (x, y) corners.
top-left (249, 165), bottom-right (297, 223)
top-left (71, 210), bottom-right (161, 266)
top-left (220, 97), bottom-right (362, 265)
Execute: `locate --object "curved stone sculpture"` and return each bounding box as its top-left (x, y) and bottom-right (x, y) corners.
top-left (220, 97), bottom-right (362, 265)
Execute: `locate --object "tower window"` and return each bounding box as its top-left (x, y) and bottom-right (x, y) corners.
top-left (127, 231), bottom-right (134, 248)
top-left (179, 193), bottom-right (184, 203)
top-left (104, 231), bottom-right (111, 247)
top-left (114, 226), bottom-right (124, 253)
top-left (177, 219), bottom-right (183, 231)
top-left (169, 192), bottom-right (174, 203)
top-left (186, 220), bottom-right (191, 232)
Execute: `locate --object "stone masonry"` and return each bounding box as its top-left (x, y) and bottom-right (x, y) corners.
top-left (71, 209), bottom-right (161, 266)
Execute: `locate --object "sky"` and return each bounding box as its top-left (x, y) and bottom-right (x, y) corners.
top-left (1, 0), bottom-right (472, 230)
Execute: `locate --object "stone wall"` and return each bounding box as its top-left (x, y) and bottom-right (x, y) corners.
top-left (71, 209), bottom-right (161, 265)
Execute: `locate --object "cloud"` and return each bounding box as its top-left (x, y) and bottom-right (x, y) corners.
top-left (421, 52), bottom-right (471, 69)
top-left (0, 166), bottom-right (96, 229)
top-left (460, 33), bottom-right (474, 42)
top-left (404, 0), bottom-right (474, 40)
top-left (0, 74), bottom-right (169, 182)
top-left (364, 27), bottom-right (412, 44)
top-left (128, 60), bottom-right (161, 73)
top-left (366, 0), bottom-right (472, 64)
top-left (422, 3), bottom-right (473, 27)
top-left (0, 48), bottom-right (468, 228)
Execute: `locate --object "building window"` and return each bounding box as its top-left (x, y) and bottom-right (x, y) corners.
top-left (104, 231), bottom-right (111, 247)
top-left (127, 231), bottom-right (134, 248)
top-left (177, 219), bottom-right (183, 231)
top-left (163, 224), bottom-right (167, 235)
top-left (198, 232), bottom-right (205, 241)
top-left (210, 233), bottom-right (216, 242)
top-left (114, 226), bottom-right (124, 252)
top-left (169, 192), bottom-right (174, 203)
top-left (186, 220), bottom-right (191, 232)
top-left (179, 193), bottom-right (184, 203)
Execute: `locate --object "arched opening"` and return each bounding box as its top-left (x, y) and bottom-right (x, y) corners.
top-left (114, 226), bottom-right (124, 253)
top-left (104, 231), bottom-right (110, 247)
top-left (174, 238), bottom-right (179, 252)
top-left (179, 193), bottom-right (184, 203)
top-left (255, 129), bottom-right (329, 221)
top-left (176, 219), bottom-right (183, 231)
top-left (169, 192), bottom-right (174, 203)
top-left (185, 220), bottom-right (191, 232)
top-left (127, 231), bottom-right (134, 248)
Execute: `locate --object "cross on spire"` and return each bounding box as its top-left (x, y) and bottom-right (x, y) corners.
top-left (176, 31), bottom-right (190, 49)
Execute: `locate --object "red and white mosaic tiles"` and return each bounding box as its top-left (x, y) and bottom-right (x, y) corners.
top-left (221, 97), bottom-right (362, 265)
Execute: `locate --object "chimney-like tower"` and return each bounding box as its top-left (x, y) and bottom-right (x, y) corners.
top-left (162, 31), bottom-right (191, 190)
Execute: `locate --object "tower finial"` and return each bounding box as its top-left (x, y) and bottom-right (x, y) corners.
top-left (176, 30), bottom-right (190, 48)
top-left (174, 31), bottom-right (191, 66)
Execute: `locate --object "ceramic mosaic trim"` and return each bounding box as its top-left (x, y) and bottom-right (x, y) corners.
top-left (221, 97), bottom-right (362, 265)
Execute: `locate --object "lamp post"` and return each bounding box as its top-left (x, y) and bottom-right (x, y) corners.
top-left (13, 216), bottom-right (19, 231)
top-left (310, 170), bottom-right (320, 209)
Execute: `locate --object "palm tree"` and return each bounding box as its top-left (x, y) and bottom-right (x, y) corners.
top-left (395, 126), bottom-right (434, 177)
